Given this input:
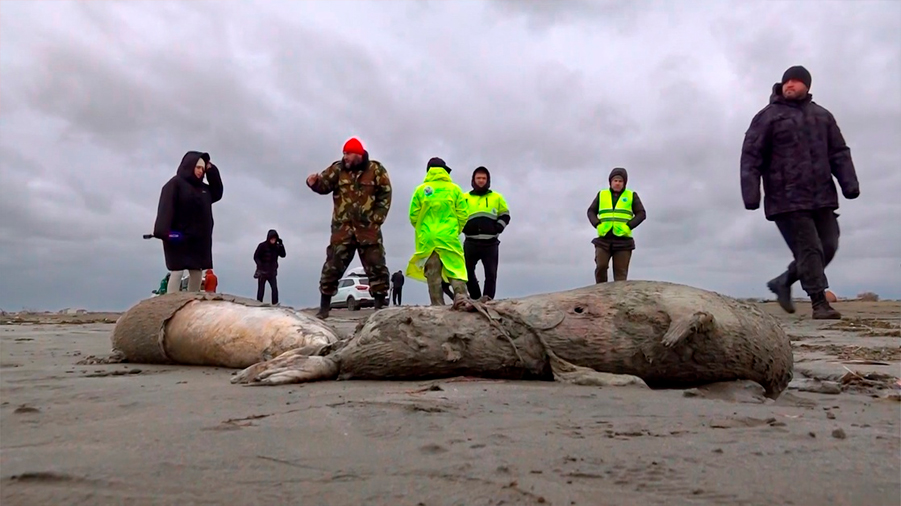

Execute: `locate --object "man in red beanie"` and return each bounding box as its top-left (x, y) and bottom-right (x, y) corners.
top-left (306, 137), bottom-right (392, 319)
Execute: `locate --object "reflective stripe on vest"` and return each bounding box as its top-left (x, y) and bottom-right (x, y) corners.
top-left (464, 192), bottom-right (507, 239)
top-left (597, 189), bottom-right (634, 238)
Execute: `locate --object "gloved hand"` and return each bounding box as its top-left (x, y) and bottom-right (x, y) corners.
top-left (744, 201), bottom-right (760, 211)
top-left (276, 238), bottom-right (283, 245)
top-left (494, 221), bottom-right (505, 234)
top-left (166, 231), bottom-right (184, 243)
top-left (842, 187), bottom-right (860, 200)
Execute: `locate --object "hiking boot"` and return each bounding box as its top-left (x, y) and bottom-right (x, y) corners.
top-left (811, 292), bottom-right (841, 320)
top-left (315, 293), bottom-right (331, 319)
top-left (767, 275), bottom-right (795, 314)
top-left (373, 295), bottom-right (387, 310)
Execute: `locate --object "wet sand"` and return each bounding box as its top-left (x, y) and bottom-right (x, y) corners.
top-left (2, 300), bottom-right (899, 506)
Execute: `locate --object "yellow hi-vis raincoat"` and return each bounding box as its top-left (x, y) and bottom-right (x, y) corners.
top-left (405, 167), bottom-right (469, 283)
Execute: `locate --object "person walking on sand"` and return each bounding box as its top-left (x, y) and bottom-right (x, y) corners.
top-left (741, 65), bottom-right (859, 320)
top-left (153, 151), bottom-right (224, 293)
top-left (253, 229), bottom-right (286, 305)
top-left (587, 167), bottom-right (646, 283)
top-left (390, 270), bottom-right (405, 306)
top-left (406, 157), bottom-right (470, 306)
top-left (306, 137), bottom-right (392, 319)
top-left (462, 166), bottom-right (511, 301)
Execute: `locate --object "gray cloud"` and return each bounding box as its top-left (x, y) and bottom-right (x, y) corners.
top-left (1, 0), bottom-right (899, 312)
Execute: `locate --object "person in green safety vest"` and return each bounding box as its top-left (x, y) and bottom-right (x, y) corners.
top-left (405, 157), bottom-right (470, 306)
top-left (586, 167), bottom-right (647, 283)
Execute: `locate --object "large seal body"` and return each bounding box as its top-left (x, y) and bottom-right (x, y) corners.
top-left (111, 292), bottom-right (340, 368)
top-left (233, 281), bottom-right (794, 399)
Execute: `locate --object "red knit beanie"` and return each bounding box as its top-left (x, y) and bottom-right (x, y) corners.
top-left (343, 137), bottom-right (365, 155)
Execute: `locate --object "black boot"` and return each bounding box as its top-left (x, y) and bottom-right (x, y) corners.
top-left (811, 291), bottom-right (841, 320)
top-left (374, 294), bottom-right (387, 310)
top-left (315, 293), bottom-right (331, 319)
top-left (767, 274), bottom-right (795, 314)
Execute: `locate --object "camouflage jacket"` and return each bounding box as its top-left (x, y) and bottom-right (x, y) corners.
top-left (310, 155), bottom-right (392, 245)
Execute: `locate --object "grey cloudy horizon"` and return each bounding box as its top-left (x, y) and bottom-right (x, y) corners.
top-left (1, 0), bottom-right (899, 312)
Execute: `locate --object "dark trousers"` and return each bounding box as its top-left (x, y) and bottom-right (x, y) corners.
top-left (594, 246), bottom-right (632, 283)
top-left (773, 209), bottom-right (840, 296)
top-left (464, 239), bottom-right (500, 299)
top-left (391, 286), bottom-right (403, 305)
top-left (319, 240), bottom-right (389, 297)
top-left (440, 282), bottom-right (454, 299)
top-left (257, 274), bottom-right (279, 305)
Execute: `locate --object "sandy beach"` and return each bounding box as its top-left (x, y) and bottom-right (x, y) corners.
top-left (2, 300), bottom-right (899, 506)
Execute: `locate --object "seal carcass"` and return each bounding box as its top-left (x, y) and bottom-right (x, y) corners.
top-left (110, 292), bottom-right (339, 368)
top-left (232, 280), bottom-right (794, 399)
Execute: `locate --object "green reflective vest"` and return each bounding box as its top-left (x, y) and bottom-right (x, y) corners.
top-left (597, 189), bottom-right (634, 238)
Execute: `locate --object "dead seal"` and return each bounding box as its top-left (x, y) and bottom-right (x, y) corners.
top-left (109, 292), bottom-right (339, 368)
top-left (232, 280), bottom-right (794, 399)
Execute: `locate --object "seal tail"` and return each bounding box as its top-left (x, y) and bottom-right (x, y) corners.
top-left (661, 311), bottom-right (716, 348)
top-left (231, 349), bottom-right (339, 385)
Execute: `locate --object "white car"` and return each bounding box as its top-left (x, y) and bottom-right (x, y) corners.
top-left (330, 276), bottom-right (374, 311)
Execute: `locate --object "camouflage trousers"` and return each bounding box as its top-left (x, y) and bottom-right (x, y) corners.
top-left (319, 239), bottom-right (390, 297)
top-left (424, 252), bottom-right (467, 306)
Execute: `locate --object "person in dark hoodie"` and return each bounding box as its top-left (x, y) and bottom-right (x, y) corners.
top-left (253, 229), bottom-right (287, 305)
top-left (306, 137), bottom-right (392, 319)
top-left (390, 270), bottom-right (405, 306)
top-left (153, 151), bottom-right (224, 294)
top-left (461, 166), bottom-right (511, 300)
top-left (741, 65), bottom-right (859, 320)
top-left (586, 167), bottom-right (646, 283)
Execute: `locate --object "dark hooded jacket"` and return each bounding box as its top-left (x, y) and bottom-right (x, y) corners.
top-left (391, 270), bottom-right (405, 288)
top-left (253, 229), bottom-right (287, 276)
top-left (740, 83), bottom-right (859, 220)
top-left (153, 151), bottom-right (224, 271)
top-left (586, 167), bottom-right (646, 251)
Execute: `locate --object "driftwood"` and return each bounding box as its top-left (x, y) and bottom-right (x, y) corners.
top-left (232, 281), bottom-right (794, 399)
top-left (110, 292), bottom-right (339, 368)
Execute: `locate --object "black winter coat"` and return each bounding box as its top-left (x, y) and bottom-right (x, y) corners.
top-left (153, 151), bottom-right (224, 271)
top-left (740, 83), bottom-right (859, 220)
top-left (254, 229), bottom-right (286, 276)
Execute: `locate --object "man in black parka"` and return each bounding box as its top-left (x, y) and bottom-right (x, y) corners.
top-left (254, 229), bottom-right (287, 305)
top-left (153, 151), bottom-right (224, 293)
top-left (390, 270), bottom-right (405, 306)
top-left (741, 65), bottom-right (860, 319)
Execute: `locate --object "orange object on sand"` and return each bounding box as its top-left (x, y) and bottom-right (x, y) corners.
top-left (204, 269), bottom-right (218, 292)
top-left (825, 290), bottom-right (837, 302)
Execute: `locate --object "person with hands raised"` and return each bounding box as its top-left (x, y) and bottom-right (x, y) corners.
top-left (153, 150), bottom-right (224, 294)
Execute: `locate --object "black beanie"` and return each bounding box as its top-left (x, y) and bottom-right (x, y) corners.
top-left (427, 157), bottom-right (451, 173)
top-left (781, 65), bottom-right (812, 89)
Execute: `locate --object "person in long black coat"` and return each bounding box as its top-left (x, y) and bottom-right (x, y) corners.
top-left (153, 151), bottom-right (224, 293)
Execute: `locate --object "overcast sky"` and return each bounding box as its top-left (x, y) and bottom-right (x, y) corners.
top-left (1, 0), bottom-right (899, 312)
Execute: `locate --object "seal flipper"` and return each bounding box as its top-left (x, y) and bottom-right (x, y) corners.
top-left (661, 311), bottom-right (715, 348)
top-left (231, 349), bottom-right (339, 385)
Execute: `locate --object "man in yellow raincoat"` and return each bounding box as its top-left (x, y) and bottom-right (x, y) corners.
top-left (406, 157), bottom-right (470, 306)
